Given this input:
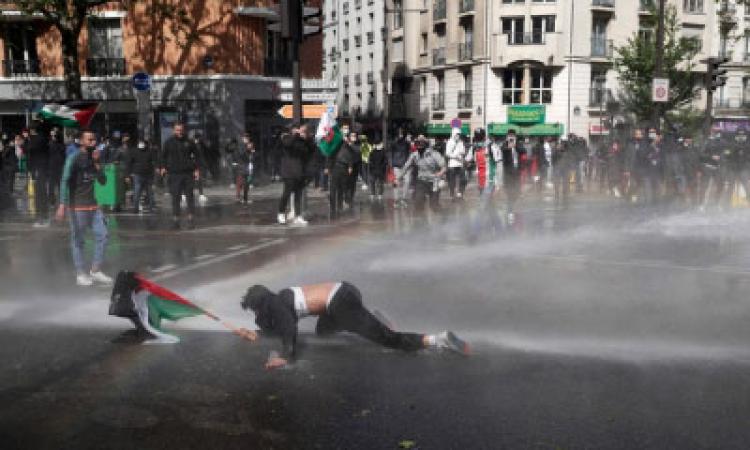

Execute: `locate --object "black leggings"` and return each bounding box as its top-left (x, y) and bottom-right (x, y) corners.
top-left (279, 177), bottom-right (305, 214)
top-left (315, 282), bottom-right (425, 352)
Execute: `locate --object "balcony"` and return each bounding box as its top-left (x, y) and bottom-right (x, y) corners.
top-left (2, 59), bottom-right (40, 77)
top-left (367, 71), bottom-right (374, 84)
top-left (589, 87), bottom-right (613, 107)
top-left (590, 38), bottom-right (613, 59)
top-left (457, 90), bottom-right (472, 109)
top-left (264, 58), bottom-right (293, 77)
top-left (355, 73), bottom-right (361, 86)
top-left (354, 0), bottom-right (361, 9)
top-left (367, 31), bottom-right (374, 45)
top-left (433, 47), bottom-right (446, 66)
top-left (343, 75), bottom-right (350, 88)
top-left (592, 0), bottom-right (615, 13)
top-left (432, 93), bottom-right (445, 111)
top-left (507, 32), bottom-right (545, 45)
top-left (86, 58), bottom-right (126, 77)
top-left (433, 1), bottom-right (446, 22)
top-left (714, 98), bottom-right (750, 110)
top-left (719, 2), bottom-right (737, 23)
top-left (459, 0), bottom-right (474, 14)
top-left (493, 31), bottom-right (565, 67)
top-left (354, 35), bottom-right (361, 48)
top-left (458, 42), bottom-right (473, 62)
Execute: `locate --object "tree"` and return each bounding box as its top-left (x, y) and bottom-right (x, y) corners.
top-left (13, 0), bottom-right (115, 100)
top-left (614, 3), bottom-right (701, 125)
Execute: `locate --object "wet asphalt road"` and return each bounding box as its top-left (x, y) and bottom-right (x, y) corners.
top-left (2, 185), bottom-right (750, 449)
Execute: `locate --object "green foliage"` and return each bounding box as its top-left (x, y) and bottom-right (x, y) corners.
top-left (613, 3), bottom-right (702, 124)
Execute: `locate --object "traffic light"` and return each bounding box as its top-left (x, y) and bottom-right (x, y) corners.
top-left (707, 56), bottom-right (730, 91)
top-left (279, 0), bottom-right (321, 41)
top-left (280, 0), bottom-right (303, 41)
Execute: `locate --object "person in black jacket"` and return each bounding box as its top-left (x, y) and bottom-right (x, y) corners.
top-left (27, 122), bottom-right (51, 226)
top-left (277, 123), bottom-right (309, 225)
top-left (125, 138), bottom-right (157, 213)
top-left (237, 281), bottom-right (470, 370)
top-left (232, 136), bottom-right (258, 205)
top-left (160, 122), bottom-right (202, 229)
top-left (1, 132), bottom-right (18, 196)
top-left (48, 128), bottom-right (66, 206)
top-left (327, 130), bottom-right (355, 220)
top-left (368, 138), bottom-right (387, 201)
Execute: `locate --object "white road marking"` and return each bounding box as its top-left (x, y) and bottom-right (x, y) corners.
top-left (150, 263), bottom-right (177, 273)
top-left (227, 244), bottom-right (249, 251)
top-left (0, 236), bottom-right (17, 242)
top-left (152, 238), bottom-right (287, 281)
top-left (193, 254), bottom-right (216, 261)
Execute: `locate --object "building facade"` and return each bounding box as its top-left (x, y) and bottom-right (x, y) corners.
top-left (323, 0), bottom-right (386, 133)
top-left (387, 0), bottom-right (750, 142)
top-left (0, 0), bottom-right (331, 152)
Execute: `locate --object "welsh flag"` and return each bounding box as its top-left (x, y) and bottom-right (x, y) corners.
top-left (315, 105), bottom-right (343, 157)
top-left (109, 272), bottom-right (206, 344)
top-left (39, 101), bottom-right (98, 128)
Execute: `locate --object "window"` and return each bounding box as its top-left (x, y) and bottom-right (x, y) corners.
top-left (530, 69), bottom-right (552, 104)
top-left (421, 77), bottom-right (427, 96)
top-left (638, 26), bottom-right (654, 43)
top-left (532, 0), bottom-right (556, 2)
top-left (502, 0), bottom-right (525, 3)
top-left (743, 77), bottom-right (750, 105)
top-left (502, 17), bottom-right (524, 44)
top-left (682, 26), bottom-right (704, 52)
top-left (683, 0), bottom-right (703, 13)
top-left (393, 0), bottom-right (403, 29)
top-left (88, 18), bottom-right (123, 60)
top-left (502, 69), bottom-right (524, 104)
top-left (421, 33), bottom-right (428, 54)
top-left (532, 15), bottom-right (555, 34)
top-left (393, 38), bottom-right (404, 62)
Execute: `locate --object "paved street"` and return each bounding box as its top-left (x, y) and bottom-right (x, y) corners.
top-left (2, 186), bottom-right (750, 449)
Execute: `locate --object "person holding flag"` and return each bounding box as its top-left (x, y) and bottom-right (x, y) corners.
top-left (240, 281), bottom-right (470, 370)
top-left (315, 106), bottom-right (347, 220)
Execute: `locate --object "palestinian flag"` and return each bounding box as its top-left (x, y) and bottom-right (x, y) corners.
top-left (109, 271), bottom-right (206, 344)
top-left (315, 105), bottom-right (343, 157)
top-left (39, 101), bottom-right (98, 128)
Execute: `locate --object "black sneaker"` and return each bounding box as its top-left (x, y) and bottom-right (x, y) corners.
top-left (436, 331), bottom-right (470, 356)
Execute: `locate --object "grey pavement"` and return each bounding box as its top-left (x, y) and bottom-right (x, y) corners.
top-left (2, 181), bottom-right (750, 449)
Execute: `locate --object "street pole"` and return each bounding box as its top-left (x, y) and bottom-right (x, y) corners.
top-left (566, 0), bottom-right (574, 137)
top-left (652, 0), bottom-right (666, 131)
top-left (483, 0), bottom-right (489, 132)
top-left (292, 38), bottom-right (303, 124)
top-left (382, 0), bottom-right (389, 149)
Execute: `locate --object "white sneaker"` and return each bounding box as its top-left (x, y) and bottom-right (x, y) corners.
top-left (76, 273), bottom-right (93, 286)
top-left (33, 221), bottom-right (50, 228)
top-left (198, 194), bottom-right (208, 205)
top-left (90, 270), bottom-right (113, 285)
top-left (435, 331), bottom-right (470, 355)
top-left (277, 213), bottom-right (287, 225)
top-left (292, 216), bottom-right (308, 226)
top-left (286, 211), bottom-right (296, 221)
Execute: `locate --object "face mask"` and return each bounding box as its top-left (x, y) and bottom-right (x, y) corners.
top-left (138, 142), bottom-right (146, 149)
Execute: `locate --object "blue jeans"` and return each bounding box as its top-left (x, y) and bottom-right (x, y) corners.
top-left (132, 174), bottom-right (154, 210)
top-left (69, 209), bottom-right (108, 273)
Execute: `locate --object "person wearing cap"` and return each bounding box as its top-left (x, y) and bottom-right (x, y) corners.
top-left (237, 281), bottom-right (470, 370)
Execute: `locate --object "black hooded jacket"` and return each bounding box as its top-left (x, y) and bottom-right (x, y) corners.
top-left (242, 285), bottom-right (298, 359)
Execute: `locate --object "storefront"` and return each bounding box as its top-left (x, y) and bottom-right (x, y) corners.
top-left (425, 122), bottom-right (470, 137)
top-left (488, 105), bottom-right (564, 137)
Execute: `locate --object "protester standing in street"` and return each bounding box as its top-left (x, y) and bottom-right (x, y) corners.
top-left (27, 122), bottom-right (50, 227)
top-left (327, 127), bottom-right (355, 220)
top-left (2, 133), bottom-right (18, 195)
top-left (56, 129), bottom-right (112, 287)
top-left (160, 122), bottom-right (202, 230)
top-left (346, 131), bottom-right (362, 205)
top-left (125, 138), bottom-right (157, 213)
top-left (48, 128), bottom-right (66, 207)
top-left (278, 123), bottom-right (309, 225)
top-left (368, 138), bottom-right (387, 202)
top-left (233, 136), bottom-right (258, 205)
top-left (445, 128), bottom-right (467, 200)
top-left (359, 135), bottom-right (372, 194)
top-left (388, 130), bottom-right (411, 208)
top-left (399, 136), bottom-right (445, 213)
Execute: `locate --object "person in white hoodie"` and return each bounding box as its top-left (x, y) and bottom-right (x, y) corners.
top-left (445, 128), bottom-right (466, 200)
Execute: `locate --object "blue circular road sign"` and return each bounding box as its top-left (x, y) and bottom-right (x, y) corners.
top-left (132, 72), bottom-right (151, 91)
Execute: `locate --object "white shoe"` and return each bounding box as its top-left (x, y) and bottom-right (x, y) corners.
top-left (434, 331), bottom-right (470, 355)
top-left (292, 216), bottom-right (308, 226)
top-left (198, 194), bottom-right (208, 205)
top-left (277, 213), bottom-right (287, 225)
top-left (76, 273), bottom-right (93, 286)
top-left (33, 221), bottom-right (50, 228)
top-left (90, 270), bottom-right (113, 285)
top-left (286, 211), bottom-right (296, 221)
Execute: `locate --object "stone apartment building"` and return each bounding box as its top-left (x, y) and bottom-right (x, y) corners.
top-left (322, 0), bottom-right (386, 133)
top-left (0, 0), bottom-right (332, 151)
top-left (385, 0), bottom-right (750, 142)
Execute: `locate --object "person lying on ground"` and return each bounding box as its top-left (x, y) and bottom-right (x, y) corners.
top-left (237, 281), bottom-right (470, 370)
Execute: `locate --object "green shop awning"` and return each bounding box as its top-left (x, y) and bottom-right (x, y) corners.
top-left (425, 123), bottom-right (470, 136)
top-left (488, 122), bottom-right (564, 136)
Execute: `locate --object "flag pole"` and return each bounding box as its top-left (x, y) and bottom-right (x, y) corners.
top-left (133, 274), bottom-right (258, 342)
